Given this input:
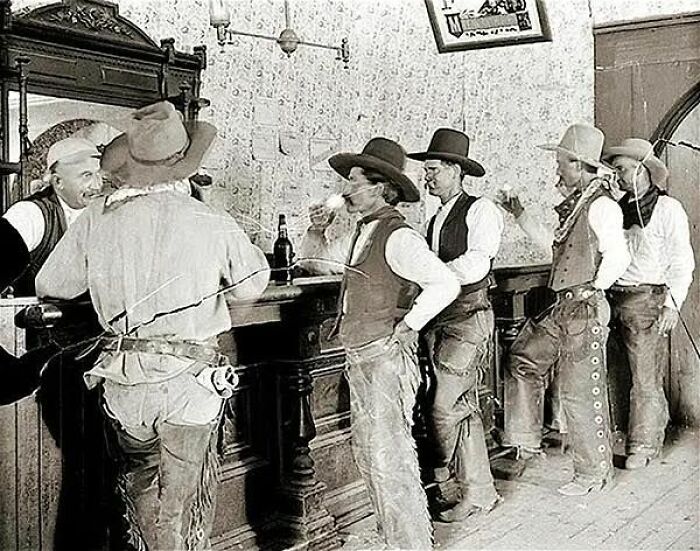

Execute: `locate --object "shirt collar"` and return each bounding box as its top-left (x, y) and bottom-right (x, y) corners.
top-left (56, 194), bottom-right (83, 222)
top-left (439, 192), bottom-right (462, 213)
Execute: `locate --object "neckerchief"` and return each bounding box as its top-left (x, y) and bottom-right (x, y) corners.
top-left (103, 180), bottom-right (191, 211)
top-left (554, 189), bottom-right (582, 225)
top-left (619, 185), bottom-right (665, 230)
top-left (553, 178), bottom-right (606, 243)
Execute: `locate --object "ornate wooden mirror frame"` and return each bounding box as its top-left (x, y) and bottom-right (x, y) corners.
top-left (0, 0), bottom-right (207, 210)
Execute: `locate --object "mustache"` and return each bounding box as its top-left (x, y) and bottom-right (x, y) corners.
top-left (341, 189), bottom-right (371, 202)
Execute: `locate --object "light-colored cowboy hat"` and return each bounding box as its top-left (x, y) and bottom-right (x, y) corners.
top-left (101, 101), bottom-right (216, 188)
top-left (329, 137), bottom-right (420, 203)
top-left (602, 138), bottom-right (669, 189)
top-left (539, 123), bottom-right (606, 169)
top-left (407, 128), bottom-right (485, 177)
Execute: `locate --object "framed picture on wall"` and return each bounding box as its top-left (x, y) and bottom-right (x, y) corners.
top-left (425, 0), bottom-right (551, 53)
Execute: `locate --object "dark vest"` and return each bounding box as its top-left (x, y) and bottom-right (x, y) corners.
top-left (14, 187), bottom-right (67, 296)
top-left (340, 208), bottom-right (419, 349)
top-left (548, 188), bottom-right (610, 292)
top-left (426, 192), bottom-right (492, 293)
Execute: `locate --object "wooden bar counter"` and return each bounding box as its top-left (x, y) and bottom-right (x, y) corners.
top-left (0, 265), bottom-right (551, 551)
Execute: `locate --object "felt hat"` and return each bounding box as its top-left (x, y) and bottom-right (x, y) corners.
top-left (408, 128), bottom-right (485, 177)
top-left (539, 123), bottom-right (606, 169)
top-left (101, 101), bottom-right (216, 187)
top-left (329, 137), bottom-right (420, 203)
top-left (603, 138), bottom-right (668, 189)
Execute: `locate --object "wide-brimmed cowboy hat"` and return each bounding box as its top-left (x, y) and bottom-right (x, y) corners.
top-left (101, 101), bottom-right (216, 187)
top-left (602, 138), bottom-right (668, 189)
top-left (407, 128), bottom-right (485, 177)
top-left (539, 123), bottom-right (606, 169)
top-left (329, 137), bottom-right (420, 203)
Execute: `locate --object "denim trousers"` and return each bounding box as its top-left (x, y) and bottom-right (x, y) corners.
top-left (345, 337), bottom-right (433, 550)
top-left (102, 373), bottom-right (222, 551)
top-left (608, 288), bottom-right (669, 454)
top-left (423, 289), bottom-right (498, 507)
top-left (503, 292), bottom-right (614, 485)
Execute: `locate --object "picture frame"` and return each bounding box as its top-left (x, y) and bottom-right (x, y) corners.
top-left (424, 0), bottom-right (551, 53)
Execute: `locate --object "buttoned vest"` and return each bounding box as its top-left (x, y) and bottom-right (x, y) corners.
top-left (426, 193), bottom-right (492, 293)
top-left (548, 189), bottom-right (611, 292)
top-left (340, 208), bottom-right (419, 348)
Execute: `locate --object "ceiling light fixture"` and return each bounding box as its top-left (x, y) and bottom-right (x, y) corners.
top-left (209, 0), bottom-right (350, 68)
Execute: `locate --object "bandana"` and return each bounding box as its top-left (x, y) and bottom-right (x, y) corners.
top-left (103, 180), bottom-right (192, 210)
top-left (619, 185), bottom-right (665, 230)
top-left (553, 178), bottom-right (606, 243)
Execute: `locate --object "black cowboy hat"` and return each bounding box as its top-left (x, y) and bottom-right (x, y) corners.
top-left (329, 137), bottom-right (420, 203)
top-left (408, 128), bottom-right (485, 177)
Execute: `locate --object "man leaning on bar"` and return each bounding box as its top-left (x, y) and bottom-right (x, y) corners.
top-left (36, 101), bottom-right (270, 551)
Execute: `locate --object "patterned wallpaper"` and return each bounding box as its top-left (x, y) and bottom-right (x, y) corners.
top-left (10, 0), bottom-right (698, 266)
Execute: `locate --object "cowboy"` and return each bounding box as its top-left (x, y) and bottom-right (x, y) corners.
top-left (2, 137), bottom-right (102, 296)
top-left (300, 137), bottom-right (460, 548)
top-left (603, 138), bottom-right (695, 470)
top-left (498, 123), bottom-right (631, 496)
top-left (407, 128), bottom-right (503, 522)
top-left (36, 101), bottom-right (270, 550)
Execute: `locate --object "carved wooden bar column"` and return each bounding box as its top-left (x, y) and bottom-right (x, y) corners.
top-left (275, 361), bottom-right (337, 550)
top-left (274, 306), bottom-right (338, 550)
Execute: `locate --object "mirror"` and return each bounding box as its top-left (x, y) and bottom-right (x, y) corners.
top-left (7, 91), bottom-right (130, 202)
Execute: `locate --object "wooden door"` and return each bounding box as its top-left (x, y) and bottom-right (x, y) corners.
top-left (595, 13), bottom-right (700, 427)
top-left (662, 103), bottom-right (700, 426)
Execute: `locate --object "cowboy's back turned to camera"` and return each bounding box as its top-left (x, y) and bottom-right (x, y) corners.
top-left (36, 101), bottom-right (270, 551)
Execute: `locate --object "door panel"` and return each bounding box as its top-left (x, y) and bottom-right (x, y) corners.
top-left (595, 13), bottom-right (700, 427)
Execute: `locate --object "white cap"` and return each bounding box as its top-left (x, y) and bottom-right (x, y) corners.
top-left (46, 138), bottom-right (101, 170)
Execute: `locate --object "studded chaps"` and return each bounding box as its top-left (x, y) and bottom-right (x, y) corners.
top-left (503, 292), bottom-right (615, 485)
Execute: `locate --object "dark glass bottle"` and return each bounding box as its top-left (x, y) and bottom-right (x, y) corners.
top-left (273, 214), bottom-right (294, 284)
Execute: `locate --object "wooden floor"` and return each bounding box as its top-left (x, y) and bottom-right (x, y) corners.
top-left (339, 428), bottom-right (699, 550)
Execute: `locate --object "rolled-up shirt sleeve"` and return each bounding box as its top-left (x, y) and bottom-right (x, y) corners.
top-left (35, 213), bottom-right (89, 299)
top-left (515, 210), bottom-right (554, 254)
top-left (386, 228), bottom-right (460, 331)
top-left (223, 217), bottom-right (271, 301)
top-left (588, 196), bottom-right (631, 290)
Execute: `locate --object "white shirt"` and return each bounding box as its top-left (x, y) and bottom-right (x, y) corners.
top-left (300, 220), bottom-right (460, 331)
top-left (3, 192), bottom-right (83, 252)
top-left (428, 195), bottom-right (504, 285)
top-left (516, 195), bottom-right (630, 290)
top-left (616, 195), bottom-right (695, 309)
